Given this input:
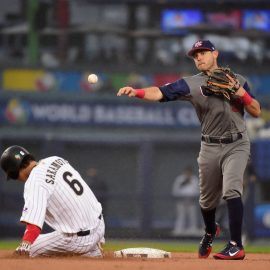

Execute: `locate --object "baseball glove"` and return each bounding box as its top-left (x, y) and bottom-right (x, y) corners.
top-left (201, 67), bottom-right (240, 100)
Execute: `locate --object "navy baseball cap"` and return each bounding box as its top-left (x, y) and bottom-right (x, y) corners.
top-left (187, 40), bottom-right (216, 57)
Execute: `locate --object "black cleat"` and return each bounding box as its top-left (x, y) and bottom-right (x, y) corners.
top-left (198, 222), bottom-right (220, 258)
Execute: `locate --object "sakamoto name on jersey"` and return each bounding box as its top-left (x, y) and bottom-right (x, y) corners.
top-left (45, 158), bottom-right (68, 184)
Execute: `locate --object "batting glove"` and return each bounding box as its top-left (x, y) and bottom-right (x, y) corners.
top-left (14, 241), bottom-right (31, 256)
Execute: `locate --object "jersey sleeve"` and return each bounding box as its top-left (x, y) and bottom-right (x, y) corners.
top-left (159, 78), bottom-right (191, 102)
top-left (20, 179), bottom-right (50, 229)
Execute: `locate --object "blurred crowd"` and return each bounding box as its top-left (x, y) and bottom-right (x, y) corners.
top-left (0, 1), bottom-right (270, 70)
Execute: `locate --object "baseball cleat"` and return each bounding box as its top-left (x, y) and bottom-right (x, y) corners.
top-left (198, 222), bottom-right (220, 259)
top-left (213, 241), bottom-right (245, 260)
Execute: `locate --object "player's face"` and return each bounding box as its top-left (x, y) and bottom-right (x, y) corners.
top-left (192, 50), bottom-right (218, 72)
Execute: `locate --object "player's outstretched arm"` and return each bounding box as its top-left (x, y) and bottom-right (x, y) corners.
top-left (117, 86), bottom-right (163, 101)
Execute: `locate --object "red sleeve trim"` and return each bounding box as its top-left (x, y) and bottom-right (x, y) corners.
top-left (22, 223), bottom-right (41, 244)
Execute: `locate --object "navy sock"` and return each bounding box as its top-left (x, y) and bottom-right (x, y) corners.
top-left (227, 197), bottom-right (243, 248)
top-left (200, 208), bottom-right (216, 235)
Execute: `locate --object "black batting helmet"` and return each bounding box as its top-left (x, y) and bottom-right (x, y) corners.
top-left (0, 145), bottom-right (34, 180)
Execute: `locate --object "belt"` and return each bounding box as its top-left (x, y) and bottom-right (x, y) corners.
top-left (77, 230), bottom-right (90, 236)
top-left (201, 133), bottom-right (242, 144)
top-left (76, 214), bottom-right (103, 237)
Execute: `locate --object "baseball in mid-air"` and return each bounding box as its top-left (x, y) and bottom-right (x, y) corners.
top-left (88, 73), bottom-right (98, 84)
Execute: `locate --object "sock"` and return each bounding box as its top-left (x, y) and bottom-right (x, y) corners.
top-left (200, 208), bottom-right (216, 235)
top-left (226, 197), bottom-right (243, 248)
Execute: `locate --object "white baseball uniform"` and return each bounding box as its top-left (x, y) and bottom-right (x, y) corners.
top-left (20, 156), bottom-right (105, 257)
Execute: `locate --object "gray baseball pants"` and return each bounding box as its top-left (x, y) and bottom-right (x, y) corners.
top-left (198, 133), bottom-right (250, 210)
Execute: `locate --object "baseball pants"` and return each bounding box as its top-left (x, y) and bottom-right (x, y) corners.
top-left (30, 216), bottom-right (105, 257)
top-left (198, 133), bottom-right (250, 210)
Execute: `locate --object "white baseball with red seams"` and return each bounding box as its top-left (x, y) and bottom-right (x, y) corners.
top-left (20, 156), bottom-right (105, 257)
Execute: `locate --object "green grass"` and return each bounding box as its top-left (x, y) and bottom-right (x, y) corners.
top-left (0, 240), bottom-right (19, 249)
top-left (1, 239), bottom-right (270, 253)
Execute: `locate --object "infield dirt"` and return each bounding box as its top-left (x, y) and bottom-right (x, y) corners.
top-left (0, 250), bottom-right (270, 270)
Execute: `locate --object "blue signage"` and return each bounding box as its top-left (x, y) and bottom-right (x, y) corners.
top-left (0, 98), bottom-right (200, 128)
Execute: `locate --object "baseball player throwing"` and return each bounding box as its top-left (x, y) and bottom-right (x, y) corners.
top-left (117, 40), bottom-right (261, 260)
top-left (0, 145), bottom-right (105, 257)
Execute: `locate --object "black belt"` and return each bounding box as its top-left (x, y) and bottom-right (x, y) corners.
top-left (77, 230), bottom-right (90, 236)
top-left (201, 133), bottom-right (242, 144)
top-left (76, 214), bottom-right (102, 237)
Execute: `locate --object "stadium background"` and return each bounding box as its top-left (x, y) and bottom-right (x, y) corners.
top-left (0, 0), bottom-right (270, 243)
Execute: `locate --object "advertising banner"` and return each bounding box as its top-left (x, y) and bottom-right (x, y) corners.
top-left (0, 97), bottom-right (200, 128)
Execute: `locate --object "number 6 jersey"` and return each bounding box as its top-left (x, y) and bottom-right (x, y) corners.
top-left (20, 156), bottom-right (102, 233)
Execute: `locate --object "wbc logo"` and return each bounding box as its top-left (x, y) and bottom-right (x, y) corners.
top-left (194, 41), bottom-right (203, 48)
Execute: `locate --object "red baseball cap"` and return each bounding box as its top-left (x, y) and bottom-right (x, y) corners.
top-left (187, 40), bottom-right (216, 57)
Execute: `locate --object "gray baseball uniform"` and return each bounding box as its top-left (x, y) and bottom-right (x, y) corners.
top-left (159, 72), bottom-right (252, 210)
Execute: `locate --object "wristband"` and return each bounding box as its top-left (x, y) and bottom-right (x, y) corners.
top-left (135, 89), bottom-right (145, 99)
top-left (23, 223), bottom-right (41, 244)
top-left (241, 91), bottom-right (253, 106)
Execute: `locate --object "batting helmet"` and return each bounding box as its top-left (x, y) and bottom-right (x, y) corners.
top-left (0, 145), bottom-right (34, 180)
